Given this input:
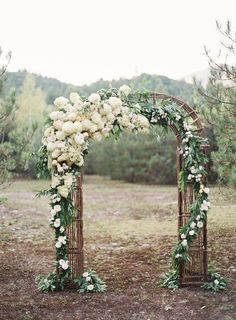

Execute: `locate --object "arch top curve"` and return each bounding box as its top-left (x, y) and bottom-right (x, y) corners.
top-left (148, 92), bottom-right (205, 139)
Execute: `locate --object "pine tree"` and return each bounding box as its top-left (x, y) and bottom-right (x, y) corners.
top-left (197, 21), bottom-right (236, 188)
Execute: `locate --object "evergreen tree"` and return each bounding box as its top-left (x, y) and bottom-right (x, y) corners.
top-left (197, 21), bottom-right (236, 188)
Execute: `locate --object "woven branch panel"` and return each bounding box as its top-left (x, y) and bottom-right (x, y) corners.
top-left (66, 93), bottom-right (208, 286)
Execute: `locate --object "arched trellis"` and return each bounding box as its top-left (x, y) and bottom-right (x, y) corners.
top-left (68, 92), bottom-right (209, 286)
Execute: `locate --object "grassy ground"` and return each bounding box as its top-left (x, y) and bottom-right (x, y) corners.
top-left (0, 176), bottom-right (235, 320)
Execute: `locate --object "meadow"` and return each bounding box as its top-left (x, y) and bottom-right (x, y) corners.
top-left (0, 176), bottom-right (235, 320)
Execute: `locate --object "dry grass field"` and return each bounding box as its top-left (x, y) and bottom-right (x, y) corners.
top-left (0, 176), bottom-right (235, 320)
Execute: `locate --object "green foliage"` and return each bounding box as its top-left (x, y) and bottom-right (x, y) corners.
top-left (36, 272), bottom-right (60, 293)
top-left (36, 145), bottom-right (50, 179)
top-left (160, 270), bottom-right (179, 289)
top-left (36, 269), bottom-right (71, 293)
top-left (74, 270), bottom-right (106, 293)
top-left (202, 264), bottom-right (227, 292)
top-left (197, 20), bottom-right (236, 189)
top-left (0, 57), bottom-right (47, 184)
top-left (5, 71), bottom-right (195, 105)
top-left (85, 131), bottom-right (177, 184)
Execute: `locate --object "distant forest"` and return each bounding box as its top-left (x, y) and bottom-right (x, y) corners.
top-left (5, 70), bottom-right (195, 105)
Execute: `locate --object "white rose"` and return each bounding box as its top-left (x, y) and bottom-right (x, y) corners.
top-left (88, 93), bottom-right (101, 104)
top-left (197, 221), bottom-right (204, 228)
top-left (83, 272), bottom-right (89, 278)
top-left (54, 205), bottom-right (61, 212)
top-left (190, 222), bottom-right (196, 228)
top-left (189, 230), bottom-right (195, 236)
top-left (58, 236), bottom-right (66, 244)
top-left (58, 185), bottom-right (69, 198)
top-left (55, 241), bottom-right (62, 248)
top-left (54, 218), bottom-right (60, 228)
top-left (60, 226), bottom-right (65, 233)
top-left (86, 276), bottom-right (91, 282)
top-left (203, 187), bottom-right (210, 194)
top-left (180, 233), bottom-right (186, 239)
top-left (109, 97), bottom-right (122, 109)
top-left (181, 239), bottom-right (188, 247)
top-left (61, 261), bottom-right (69, 270)
top-left (69, 92), bottom-right (81, 104)
top-left (214, 279), bottom-right (219, 285)
top-left (54, 97), bottom-right (69, 109)
top-left (118, 84), bottom-right (131, 96)
top-left (50, 209), bottom-right (57, 216)
top-left (87, 284), bottom-right (94, 291)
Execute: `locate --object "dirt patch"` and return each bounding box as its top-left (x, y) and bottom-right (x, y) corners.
top-left (0, 178), bottom-right (235, 320)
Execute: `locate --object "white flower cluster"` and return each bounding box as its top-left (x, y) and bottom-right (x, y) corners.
top-left (55, 235), bottom-right (67, 248)
top-left (43, 86), bottom-right (149, 199)
top-left (187, 166), bottom-right (203, 182)
top-left (82, 272), bottom-right (94, 291)
top-left (59, 259), bottom-right (69, 270)
top-left (178, 195), bottom-right (210, 250)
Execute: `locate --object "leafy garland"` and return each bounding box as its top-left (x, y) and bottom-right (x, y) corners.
top-left (36, 85), bottom-right (226, 292)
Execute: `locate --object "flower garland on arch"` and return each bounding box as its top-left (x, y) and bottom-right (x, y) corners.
top-left (36, 85), bottom-right (225, 292)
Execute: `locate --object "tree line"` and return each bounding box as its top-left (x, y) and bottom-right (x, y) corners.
top-left (0, 21), bottom-right (235, 188)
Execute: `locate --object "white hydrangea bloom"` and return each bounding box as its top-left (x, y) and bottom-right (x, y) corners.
top-left (108, 97), bottom-right (122, 109)
top-left (69, 92), bottom-right (81, 104)
top-left (88, 93), bottom-right (101, 104)
top-left (62, 121), bottom-right (76, 135)
top-left (91, 112), bottom-right (102, 124)
top-left (118, 85), bottom-right (131, 96)
top-left (74, 134), bottom-right (85, 145)
top-left (57, 185), bottom-right (69, 198)
top-left (51, 175), bottom-right (60, 188)
top-left (54, 97), bottom-right (69, 109)
top-left (64, 173), bottom-right (73, 188)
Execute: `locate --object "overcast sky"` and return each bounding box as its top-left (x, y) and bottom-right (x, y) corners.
top-left (1, 0), bottom-right (235, 85)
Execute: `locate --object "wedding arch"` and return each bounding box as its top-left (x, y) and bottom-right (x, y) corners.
top-left (37, 86), bottom-right (215, 293)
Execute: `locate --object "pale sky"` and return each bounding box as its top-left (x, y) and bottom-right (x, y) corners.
top-left (0, 0), bottom-right (235, 85)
